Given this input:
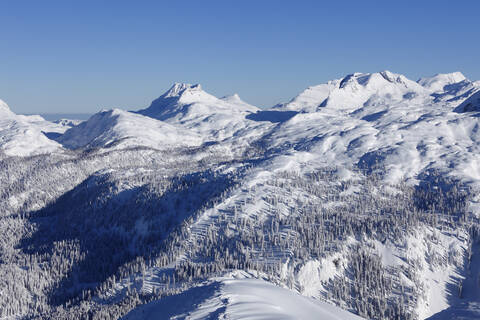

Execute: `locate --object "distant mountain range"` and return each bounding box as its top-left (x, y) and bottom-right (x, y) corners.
top-left (1, 71), bottom-right (480, 319)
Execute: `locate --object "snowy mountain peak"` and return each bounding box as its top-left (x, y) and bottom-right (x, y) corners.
top-left (163, 82), bottom-right (203, 98)
top-left (0, 99), bottom-right (14, 117)
top-left (136, 83), bottom-right (214, 120)
top-left (378, 70), bottom-right (409, 84)
top-left (418, 72), bottom-right (467, 92)
top-left (221, 93), bottom-right (241, 102)
top-left (137, 82), bottom-right (259, 138)
top-left (338, 71), bottom-right (413, 90)
top-left (279, 71), bottom-right (423, 112)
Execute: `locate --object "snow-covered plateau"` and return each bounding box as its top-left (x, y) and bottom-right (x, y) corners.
top-left (1, 71), bottom-right (480, 319)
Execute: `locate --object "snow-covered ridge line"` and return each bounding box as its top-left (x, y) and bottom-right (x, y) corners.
top-left (1, 70), bottom-right (480, 318)
top-left (123, 277), bottom-right (364, 320)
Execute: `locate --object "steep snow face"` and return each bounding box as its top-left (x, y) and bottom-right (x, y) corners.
top-left (123, 277), bottom-right (363, 320)
top-left (418, 72), bottom-right (467, 92)
top-left (137, 83), bottom-right (262, 141)
top-left (58, 108), bottom-right (202, 150)
top-left (454, 90), bottom-right (480, 113)
top-left (276, 71), bottom-right (427, 113)
top-left (0, 100), bottom-right (62, 157)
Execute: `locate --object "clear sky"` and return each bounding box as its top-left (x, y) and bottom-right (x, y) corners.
top-left (1, 0), bottom-right (479, 114)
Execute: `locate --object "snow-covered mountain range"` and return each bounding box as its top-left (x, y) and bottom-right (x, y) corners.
top-left (1, 71), bottom-right (480, 319)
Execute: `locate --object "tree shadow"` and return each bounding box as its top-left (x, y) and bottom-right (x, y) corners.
top-left (428, 240), bottom-right (480, 319)
top-left (427, 302), bottom-right (480, 320)
top-left (19, 170), bottom-right (235, 306)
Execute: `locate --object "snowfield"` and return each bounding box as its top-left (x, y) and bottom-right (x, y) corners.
top-left (0, 99), bottom-right (65, 157)
top-left (58, 108), bottom-right (202, 150)
top-left (123, 277), bottom-right (363, 320)
top-left (1, 71), bottom-right (480, 319)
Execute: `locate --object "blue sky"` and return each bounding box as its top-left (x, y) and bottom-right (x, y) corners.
top-left (1, 0), bottom-right (479, 113)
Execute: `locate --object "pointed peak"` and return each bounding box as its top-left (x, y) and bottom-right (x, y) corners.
top-left (379, 70), bottom-right (400, 82)
top-left (163, 82), bottom-right (203, 98)
top-left (338, 70), bottom-right (410, 89)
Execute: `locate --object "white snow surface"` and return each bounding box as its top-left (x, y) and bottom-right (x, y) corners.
top-left (265, 70), bottom-right (480, 185)
top-left (93, 72), bottom-right (480, 319)
top-left (0, 99), bottom-right (62, 156)
top-left (275, 71), bottom-right (427, 113)
top-left (3, 71), bottom-right (480, 319)
top-left (418, 72), bottom-right (467, 92)
top-left (123, 277), bottom-right (363, 320)
top-left (137, 83), bottom-right (263, 141)
top-left (58, 108), bottom-right (202, 150)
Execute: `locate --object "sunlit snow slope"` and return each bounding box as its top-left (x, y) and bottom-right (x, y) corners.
top-left (58, 108), bottom-right (202, 150)
top-left (136, 83), bottom-right (266, 141)
top-left (123, 277), bottom-right (363, 320)
top-left (264, 71), bottom-right (480, 185)
top-left (0, 99), bottom-right (62, 156)
top-left (3, 70), bottom-right (480, 320)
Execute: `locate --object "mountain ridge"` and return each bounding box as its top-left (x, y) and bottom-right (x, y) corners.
top-left (1, 71), bottom-right (480, 319)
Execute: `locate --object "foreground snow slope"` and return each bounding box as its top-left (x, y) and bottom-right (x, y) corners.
top-left (123, 277), bottom-right (363, 320)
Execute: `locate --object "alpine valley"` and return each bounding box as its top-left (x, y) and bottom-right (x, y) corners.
top-left (1, 71), bottom-right (480, 319)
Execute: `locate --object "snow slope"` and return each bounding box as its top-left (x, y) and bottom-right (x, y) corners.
top-left (58, 108), bottom-right (202, 150)
top-left (263, 71), bottom-right (480, 185)
top-left (113, 71), bottom-right (480, 319)
top-left (274, 71), bottom-right (427, 113)
top-left (123, 277), bottom-right (363, 320)
top-left (3, 71), bottom-right (480, 320)
top-left (137, 83), bottom-right (265, 141)
top-left (0, 99), bottom-right (62, 156)
top-left (418, 72), bottom-right (467, 93)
